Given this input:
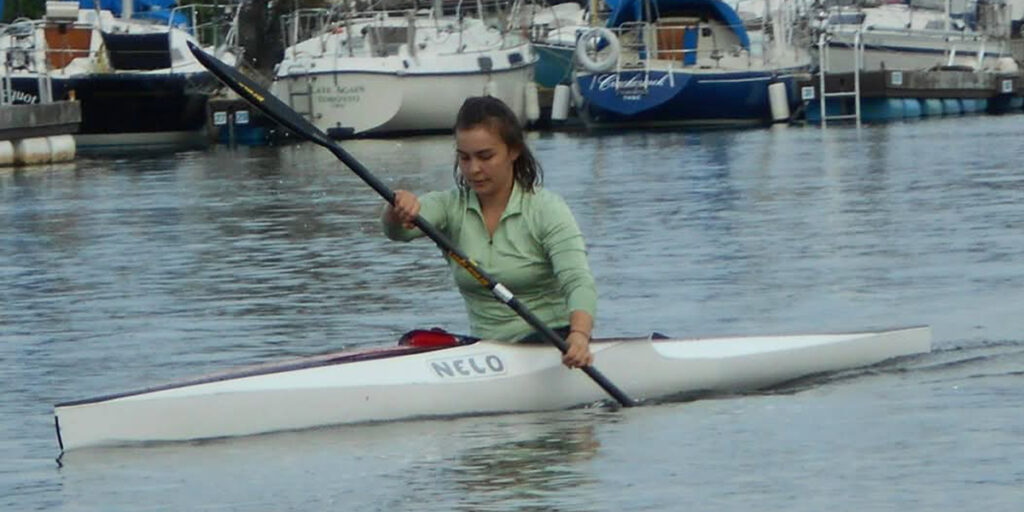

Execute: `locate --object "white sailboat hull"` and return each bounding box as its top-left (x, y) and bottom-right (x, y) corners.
top-left (54, 326), bottom-right (932, 451)
top-left (825, 29), bottom-right (1011, 72)
top-left (271, 12), bottom-right (536, 137)
top-left (272, 65), bottom-right (533, 136)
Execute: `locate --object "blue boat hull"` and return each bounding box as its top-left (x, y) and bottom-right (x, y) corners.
top-left (534, 44), bottom-right (575, 89)
top-left (576, 68), bottom-right (806, 127)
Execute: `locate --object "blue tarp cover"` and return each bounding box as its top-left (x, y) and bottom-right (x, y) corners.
top-left (605, 0), bottom-right (750, 50)
top-left (77, 0), bottom-right (190, 28)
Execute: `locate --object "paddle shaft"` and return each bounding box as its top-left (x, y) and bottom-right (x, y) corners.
top-left (186, 43), bottom-right (635, 407)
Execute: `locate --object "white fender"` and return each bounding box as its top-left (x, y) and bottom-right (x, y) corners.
top-left (525, 82), bottom-right (540, 123)
top-left (551, 84), bottom-right (571, 121)
top-left (0, 141), bottom-right (14, 167)
top-left (575, 27), bottom-right (620, 73)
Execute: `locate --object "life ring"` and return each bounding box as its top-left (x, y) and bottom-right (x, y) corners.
top-left (575, 27), bottom-right (620, 73)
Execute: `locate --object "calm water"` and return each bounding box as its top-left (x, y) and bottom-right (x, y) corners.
top-left (3, 117), bottom-right (1023, 510)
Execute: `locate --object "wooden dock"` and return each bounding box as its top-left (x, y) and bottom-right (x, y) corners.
top-left (0, 101), bottom-right (81, 140)
top-left (803, 69), bottom-right (1019, 100)
top-left (799, 68), bottom-right (1024, 123)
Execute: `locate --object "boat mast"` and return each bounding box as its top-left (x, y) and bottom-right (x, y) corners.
top-left (945, 0), bottom-right (951, 31)
top-left (345, 0), bottom-right (354, 57)
top-left (406, 10), bottom-right (417, 58)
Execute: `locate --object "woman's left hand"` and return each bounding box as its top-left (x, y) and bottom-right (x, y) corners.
top-left (562, 331), bottom-right (593, 369)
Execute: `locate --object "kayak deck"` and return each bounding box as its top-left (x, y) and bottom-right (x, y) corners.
top-left (54, 326), bottom-right (932, 451)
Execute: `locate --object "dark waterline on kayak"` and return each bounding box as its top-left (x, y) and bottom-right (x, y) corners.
top-left (4, 116), bottom-right (1024, 510)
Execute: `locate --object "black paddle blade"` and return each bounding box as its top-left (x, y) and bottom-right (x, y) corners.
top-left (186, 41), bottom-right (332, 147)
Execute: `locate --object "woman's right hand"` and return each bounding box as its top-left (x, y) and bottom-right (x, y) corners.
top-left (387, 189), bottom-right (420, 229)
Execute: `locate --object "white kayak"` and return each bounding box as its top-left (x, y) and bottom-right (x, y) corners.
top-left (54, 326), bottom-right (931, 451)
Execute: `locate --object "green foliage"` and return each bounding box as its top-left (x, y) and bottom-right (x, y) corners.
top-left (3, 0), bottom-right (45, 23)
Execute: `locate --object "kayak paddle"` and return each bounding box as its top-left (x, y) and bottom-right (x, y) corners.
top-left (186, 42), bottom-right (636, 408)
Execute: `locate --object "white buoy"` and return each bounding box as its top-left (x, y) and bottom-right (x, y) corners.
top-left (570, 81), bottom-right (583, 109)
top-left (575, 27), bottom-right (621, 73)
top-left (0, 141), bottom-right (14, 167)
top-left (14, 137), bottom-right (52, 166)
top-left (525, 82), bottom-right (540, 123)
top-left (48, 135), bottom-right (76, 162)
top-left (551, 84), bottom-right (571, 122)
top-left (768, 82), bottom-right (790, 123)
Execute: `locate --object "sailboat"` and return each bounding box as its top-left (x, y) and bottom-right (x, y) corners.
top-left (271, 1), bottom-right (537, 138)
top-left (0, 0), bottom-right (237, 148)
top-left (572, 0), bottom-right (812, 127)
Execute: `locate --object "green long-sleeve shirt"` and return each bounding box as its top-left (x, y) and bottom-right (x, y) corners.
top-left (382, 183), bottom-right (597, 342)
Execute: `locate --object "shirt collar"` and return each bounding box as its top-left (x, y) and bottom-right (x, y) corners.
top-left (467, 181), bottom-right (525, 218)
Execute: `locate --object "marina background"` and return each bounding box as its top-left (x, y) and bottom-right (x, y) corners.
top-left (6, 0), bottom-right (1024, 159)
top-left (3, 116), bottom-right (1023, 510)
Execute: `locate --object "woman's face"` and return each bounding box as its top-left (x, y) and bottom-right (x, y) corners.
top-left (456, 124), bottom-right (520, 200)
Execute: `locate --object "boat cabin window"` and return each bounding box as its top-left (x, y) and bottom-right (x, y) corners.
top-left (101, 32), bottom-right (172, 70)
top-left (365, 26), bottom-right (409, 57)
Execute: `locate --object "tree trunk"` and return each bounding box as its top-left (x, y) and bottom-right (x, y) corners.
top-left (237, 0), bottom-right (286, 78)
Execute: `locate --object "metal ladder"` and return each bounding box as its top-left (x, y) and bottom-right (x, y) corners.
top-left (285, 63), bottom-right (315, 121)
top-left (816, 29), bottom-right (862, 127)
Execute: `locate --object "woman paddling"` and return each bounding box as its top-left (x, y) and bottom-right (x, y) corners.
top-left (382, 96), bottom-right (597, 369)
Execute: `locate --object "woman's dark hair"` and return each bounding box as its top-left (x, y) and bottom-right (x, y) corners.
top-left (453, 96), bottom-right (542, 192)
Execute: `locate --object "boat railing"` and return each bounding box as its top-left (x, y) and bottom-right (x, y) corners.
top-left (339, 0), bottom-right (515, 18)
top-left (284, 0), bottom-right (515, 40)
top-left (281, 0), bottom-right (527, 50)
top-left (821, 14), bottom-right (1002, 70)
top-left (515, 2), bottom-right (587, 44)
top-left (607, 21), bottom-right (759, 73)
top-left (281, 8), bottom-right (334, 52)
top-left (282, 7), bottom-right (528, 61)
top-left (0, 18), bottom-right (54, 104)
top-left (818, 2), bottom-right (990, 45)
top-left (167, 3), bottom-right (242, 49)
top-left (859, 25), bottom-right (988, 43)
top-left (2, 8), bottom-right (232, 84)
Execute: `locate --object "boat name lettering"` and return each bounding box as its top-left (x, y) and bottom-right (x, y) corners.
top-left (314, 85), bottom-right (365, 95)
top-left (430, 354), bottom-right (505, 379)
top-left (595, 74), bottom-right (671, 95)
top-left (314, 85), bottom-right (365, 107)
top-left (2, 90), bottom-right (38, 104)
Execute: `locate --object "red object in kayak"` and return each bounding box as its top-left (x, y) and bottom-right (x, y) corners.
top-left (398, 329), bottom-right (478, 347)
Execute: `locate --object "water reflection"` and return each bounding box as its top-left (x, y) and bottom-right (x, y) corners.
top-left (7, 115), bottom-right (1024, 510)
top-left (394, 411), bottom-right (617, 512)
top-left (449, 425), bottom-right (599, 511)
